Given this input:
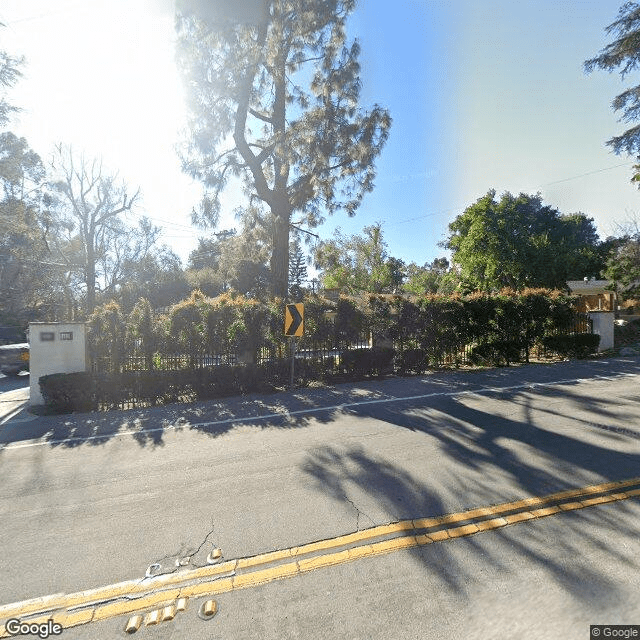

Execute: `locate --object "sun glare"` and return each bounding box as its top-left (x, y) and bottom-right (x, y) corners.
top-left (6, 0), bottom-right (187, 176)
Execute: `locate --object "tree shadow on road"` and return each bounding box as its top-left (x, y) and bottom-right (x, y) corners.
top-left (298, 371), bottom-right (640, 606)
top-left (2, 359), bottom-right (640, 611)
top-left (302, 444), bottom-right (469, 593)
top-left (2, 357), bottom-right (639, 452)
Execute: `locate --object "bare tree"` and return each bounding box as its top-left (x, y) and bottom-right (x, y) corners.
top-left (49, 144), bottom-right (142, 315)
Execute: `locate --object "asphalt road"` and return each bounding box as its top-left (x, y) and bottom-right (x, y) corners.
top-left (1, 357), bottom-right (639, 639)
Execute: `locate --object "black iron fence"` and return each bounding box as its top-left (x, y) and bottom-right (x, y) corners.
top-left (75, 291), bottom-right (601, 411)
top-left (93, 353), bottom-right (239, 373)
top-left (92, 315), bottom-right (594, 375)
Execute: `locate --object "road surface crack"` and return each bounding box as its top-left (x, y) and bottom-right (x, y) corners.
top-left (344, 496), bottom-right (375, 531)
top-left (141, 519), bottom-right (219, 582)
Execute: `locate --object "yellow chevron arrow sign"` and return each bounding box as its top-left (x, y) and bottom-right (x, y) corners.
top-left (284, 303), bottom-right (304, 337)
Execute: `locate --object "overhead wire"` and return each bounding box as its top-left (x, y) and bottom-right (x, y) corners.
top-left (385, 160), bottom-right (637, 227)
top-left (3, 1), bottom-right (635, 238)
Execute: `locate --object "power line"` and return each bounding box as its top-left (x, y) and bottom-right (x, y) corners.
top-left (3, 3), bottom-right (88, 27)
top-left (389, 205), bottom-right (467, 226)
top-left (387, 161), bottom-right (637, 227)
top-left (534, 161), bottom-right (635, 189)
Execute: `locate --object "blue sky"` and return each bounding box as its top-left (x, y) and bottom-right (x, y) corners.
top-left (2, 0), bottom-right (639, 271)
top-left (335, 0), bottom-right (640, 266)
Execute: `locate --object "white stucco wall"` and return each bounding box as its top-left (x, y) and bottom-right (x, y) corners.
top-left (28, 323), bottom-right (88, 405)
top-left (588, 312), bottom-right (614, 352)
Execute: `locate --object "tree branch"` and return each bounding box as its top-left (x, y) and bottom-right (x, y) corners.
top-left (233, 20), bottom-right (273, 204)
top-left (248, 107), bottom-right (274, 124)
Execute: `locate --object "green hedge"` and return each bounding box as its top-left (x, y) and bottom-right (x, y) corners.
top-left (541, 333), bottom-right (601, 359)
top-left (340, 347), bottom-right (396, 376)
top-left (38, 359), bottom-right (333, 413)
top-left (39, 372), bottom-right (95, 413)
top-left (40, 365), bottom-right (273, 413)
top-left (469, 339), bottom-right (523, 367)
top-left (397, 348), bottom-right (428, 374)
top-left (52, 288), bottom-right (598, 414)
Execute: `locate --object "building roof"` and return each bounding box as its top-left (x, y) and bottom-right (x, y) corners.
top-left (567, 280), bottom-right (614, 295)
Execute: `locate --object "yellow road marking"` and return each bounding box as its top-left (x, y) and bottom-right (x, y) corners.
top-left (92, 589), bottom-right (181, 623)
top-left (1, 476), bottom-right (639, 637)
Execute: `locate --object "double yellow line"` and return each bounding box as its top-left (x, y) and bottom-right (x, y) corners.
top-left (2, 476), bottom-right (639, 636)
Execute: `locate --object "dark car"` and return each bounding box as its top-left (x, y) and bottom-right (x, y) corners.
top-left (0, 343), bottom-right (30, 376)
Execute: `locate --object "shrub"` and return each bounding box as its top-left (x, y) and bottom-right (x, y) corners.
top-left (40, 364), bottom-right (277, 414)
top-left (127, 298), bottom-right (163, 370)
top-left (468, 340), bottom-right (522, 367)
top-left (371, 346), bottom-right (395, 374)
top-left (572, 333), bottom-right (601, 358)
top-left (169, 291), bottom-right (209, 368)
top-left (541, 333), bottom-right (601, 359)
top-left (88, 301), bottom-right (126, 373)
top-left (418, 296), bottom-right (468, 365)
top-left (39, 372), bottom-right (96, 413)
top-left (340, 346), bottom-right (395, 376)
top-left (335, 297), bottom-right (368, 349)
top-left (614, 318), bottom-right (640, 347)
top-left (397, 348), bottom-right (428, 374)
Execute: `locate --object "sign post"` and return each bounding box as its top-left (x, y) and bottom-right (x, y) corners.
top-left (284, 303), bottom-right (304, 390)
top-left (290, 337), bottom-right (296, 390)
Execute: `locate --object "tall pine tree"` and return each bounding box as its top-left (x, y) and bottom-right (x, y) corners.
top-left (288, 239), bottom-right (308, 299)
top-left (585, 3), bottom-right (640, 184)
top-left (176, 0), bottom-right (391, 298)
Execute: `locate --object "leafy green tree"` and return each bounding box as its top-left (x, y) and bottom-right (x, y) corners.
top-left (88, 300), bottom-right (126, 373)
top-left (127, 297), bottom-right (165, 370)
top-left (607, 237), bottom-right (640, 297)
top-left (176, 0), bottom-right (391, 298)
top-left (0, 134), bottom-right (54, 321)
top-left (445, 190), bottom-right (606, 291)
top-left (169, 290), bottom-right (209, 367)
top-left (403, 257), bottom-right (459, 295)
top-left (315, 223), bottom-right (403, 294)
top-left (0, 42), bottom-right (23, 128)
top-left (187, 228), bottom-right (271, 298)
top-left (585, 3), bottom-right (640, 184)
top-left (605, 216), bottom-right (640, 298)
top-left (188, 229), bottom-right (237, 270)
top-left (0, 132), bottom-right (45, 199)
top-left (0, 46), bottom-right (63, 323)
top-left (118, 245), bottom-right (190, 312)
top-left (560, 213), bottom-right (613, 280)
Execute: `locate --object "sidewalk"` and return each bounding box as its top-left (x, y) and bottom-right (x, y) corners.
top-left (1, 355), bottom-right (639, 449)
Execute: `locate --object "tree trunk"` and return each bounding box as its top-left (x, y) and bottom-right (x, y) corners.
top-left (86, 245), bottom-right (96, 316)
top-left (270, 210), bottom-right (290, 299)
top-left (268, 34), bottom-right (290, 301)
top-left (269, 187), bottom-right (292, 299)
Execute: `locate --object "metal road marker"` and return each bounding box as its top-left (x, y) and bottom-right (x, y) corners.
top-left (1, 477), bottom-right (639, 636)
top-left (199, 599), bottom-right (218, 620)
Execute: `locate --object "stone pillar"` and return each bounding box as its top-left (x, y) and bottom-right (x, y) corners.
top-left (587, 311), bottom-right (614, 352)
top-left (28, 322), bottom-right (88, 405)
